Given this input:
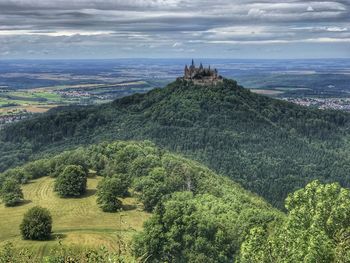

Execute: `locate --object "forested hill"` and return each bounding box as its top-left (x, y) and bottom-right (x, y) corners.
top-left (1, 78), bottom-right (350, 208)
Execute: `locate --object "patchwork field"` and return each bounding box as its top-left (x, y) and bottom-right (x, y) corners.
top-left (0, 81), bottom-right (154, 118)
top-left (0, 176), bottom-right (150, 259)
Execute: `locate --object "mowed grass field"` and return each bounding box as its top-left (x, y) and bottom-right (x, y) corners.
top-left (0, 176), bottom-right (150, 259)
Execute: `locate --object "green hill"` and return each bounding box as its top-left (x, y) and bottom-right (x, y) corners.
top-left (1, 78), bottom-right (350, 208)
top-left (0, 140), bottom-right (280, 261)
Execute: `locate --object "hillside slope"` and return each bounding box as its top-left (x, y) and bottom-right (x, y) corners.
top-left (0, 140), bottom-right (279, 261)
top-left (1, 78), bottom-right (350, 207)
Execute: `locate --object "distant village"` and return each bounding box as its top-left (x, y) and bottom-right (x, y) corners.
top-left (283, 97), bottom-right (350, 111)
top-left (0, 112), bottom-right (31, 129)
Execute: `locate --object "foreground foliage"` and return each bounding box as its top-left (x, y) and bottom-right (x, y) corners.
top-left (240, 180), bottom-right (350, 262)
top-left (0, 242), bottom-right (128, 263)
top-left (0, 242), bottom-right (35, 263)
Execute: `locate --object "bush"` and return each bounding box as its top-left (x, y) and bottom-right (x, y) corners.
top-left (20, 206), bottom-right (52, 240)
top-left (42, 244), bottom-right (125, 262)
top-left (1, 168), bottom-right (29, 184)
top-left (0, 178), bottom-right (23, 207)
top-left (23, 159), bottom-right (51, 179)
top-left (96, 175), bottom-right (130, 212)
top-left (54, 165), bottom-right (87, 197)
top-left (0, 242), bottom-right (35, 263)
top-left (0, 174), bottom-right (5, 189)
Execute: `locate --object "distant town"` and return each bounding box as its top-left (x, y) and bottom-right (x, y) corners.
top-left (0, 110), bottom-right (31, 129)
top-left (282, 97), bottom-right (350, 112)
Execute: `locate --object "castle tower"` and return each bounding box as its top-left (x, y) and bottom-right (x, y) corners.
top-left (184, 65), bottom-right (189, 78)
top-left (190, 59), bottom-right (195, 71)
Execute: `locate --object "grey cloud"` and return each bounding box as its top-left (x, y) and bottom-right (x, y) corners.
top-left (0, 0), bottom-right (349, 58)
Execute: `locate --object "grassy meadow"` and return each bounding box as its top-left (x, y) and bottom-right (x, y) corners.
top-left (0, 176), bottom-right (150, 259)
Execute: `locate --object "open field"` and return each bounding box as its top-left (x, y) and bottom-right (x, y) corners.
top-left (0, 176), bottom-right (150, 259)
top-left (0, 80), bottom-right (154, 118)
top-left (31, 81), bottom-right (148, 92)
top-left (250, 89), bottom-right (285, 96)
top-left (0, 105), bottom-right (59, 116)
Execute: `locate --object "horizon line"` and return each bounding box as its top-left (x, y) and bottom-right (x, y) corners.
top-left (1, 57), bottom-right (350, 61)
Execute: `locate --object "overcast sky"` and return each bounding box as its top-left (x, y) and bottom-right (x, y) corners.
top-left (0, 0), bottom-right (349, 59)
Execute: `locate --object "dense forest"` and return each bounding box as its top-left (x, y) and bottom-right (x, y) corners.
top-left (1, 78), bottom-right (350, 208)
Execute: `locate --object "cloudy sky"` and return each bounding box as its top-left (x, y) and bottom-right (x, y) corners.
top-left (0, 0), bottom-right (349, 59)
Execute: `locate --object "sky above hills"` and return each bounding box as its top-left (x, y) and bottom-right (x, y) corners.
top-left (0, 0), bottom-right (349, 59)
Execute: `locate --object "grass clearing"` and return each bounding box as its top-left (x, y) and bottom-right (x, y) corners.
top-left (0, 176), bottom-right (150, 259)
top-left (24, 104), bottom-right (60, 113)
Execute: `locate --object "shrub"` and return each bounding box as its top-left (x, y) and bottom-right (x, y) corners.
top-left (54, 165), bottom-right (87, 197)
top-left (0, 242), bottom-right (35, 263)
top-left (0, 178), bottom-right (23, 207)
top-left (43, 244), bottom-right (125, 262)
top-left (1, 168), bottom-right (29, 184)
top-left (23, 159), bottom-right (51, 179)
top-left (20, 206), bottom-right (52, 240)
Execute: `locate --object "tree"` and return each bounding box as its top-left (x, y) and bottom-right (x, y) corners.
top-left (133, 167), bottom-right (168, 212)
top-left (23, 159), bottom-right (50, 179)
top-left (0, 178), bottom-right (23, 207)
top-left (2, 168), bottom-right (29, 184)
top-left (240, 180), bottom-right (350, 262)
top-left (54, 165), bottom-right (87, 197)
top-left (96, 174), bottom-right (130, 212)
top-left (133, 192), bottom-right (239, 262)
top-left (20, 206), bottom-right (52, 240)
top-left (50, 149), bottom-right (90, 178)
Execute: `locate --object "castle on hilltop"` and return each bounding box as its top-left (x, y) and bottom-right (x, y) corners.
top-left (183, 60), bottom-right (223, 84)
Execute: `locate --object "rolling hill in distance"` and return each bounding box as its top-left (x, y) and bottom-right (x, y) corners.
top-left (1, 75), bottom-right (350, 209)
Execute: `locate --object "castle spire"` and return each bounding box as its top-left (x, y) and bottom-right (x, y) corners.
top-left (191, 59), bottom-right (194, 67)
